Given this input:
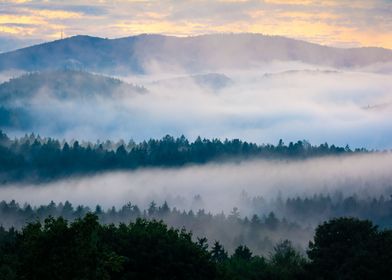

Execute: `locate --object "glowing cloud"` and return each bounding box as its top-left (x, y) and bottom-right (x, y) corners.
top-left (0, 0), bottom-right (390, 50)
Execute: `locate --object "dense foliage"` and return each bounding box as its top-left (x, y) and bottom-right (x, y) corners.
top-left (0, 214), bottom-right (217, 280)
top-left (1, 194), bottom-right (392, 257)
top-left (0, 215), bottom-right (391, 279)
top-left (0, 130), bottom-right (364, 183)
top-left (251, 192), bottom-right (392, 228)
top-left (307, 218), bottom-right (392, 279)
top-left (0, 200), bottom-right (308, 256)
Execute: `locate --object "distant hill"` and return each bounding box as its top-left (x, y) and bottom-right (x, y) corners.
top-left (0, 70), bottom-right (145, 129)
top-left (0, 69), bottom-right (145, 103)
top-left (0, 34), bottom-right (391, 74)
top-left (363, 101), bottom-right (392, 111)
top-left (262, 69), bottom-right (340, 78)
top-left (151, 73), bottom-right (233, 91)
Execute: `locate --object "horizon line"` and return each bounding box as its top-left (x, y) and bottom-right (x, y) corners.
top-left (3, 32), bottom-right (391, 54)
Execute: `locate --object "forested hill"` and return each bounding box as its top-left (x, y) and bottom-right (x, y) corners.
top-left (0, 34), bottom-right (391, 74)
top-left (0, 130), bottom-right (366, 184)
top-left (0, 70), bottom-right (146, 129)
top-left (0, 70), bottom-right (145, 103)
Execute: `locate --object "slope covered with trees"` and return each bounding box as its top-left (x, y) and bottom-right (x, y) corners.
top-left (0, 130), bottom-right (364, 184)
top-left (1, 195), bottom-right (392, 256)
top-left (0, 70), bottom-right (145, 130)
top-left (0, 200), bottom-right (309, 256)
top-left (0, 34), bottom-right (391, 74)
top-left (0, 70), bottom-right (145, 102)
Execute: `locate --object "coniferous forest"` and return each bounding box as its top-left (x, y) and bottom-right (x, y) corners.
top-left (0, 130), bottom-right (364, 184)
top-left (0, 128), bottom-right (392, 278)
top-left (0, 129), bottom-right (391, 280)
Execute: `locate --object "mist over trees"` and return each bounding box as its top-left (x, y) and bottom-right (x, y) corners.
top-left (0, 199), bottom-right (308, 256)
top-left (0, 70), bottom-right (145, 102)
top-left (0, 130), bottom-right (364, 184)
top-left (0, 31), bottom-right (391, 278)
top-left (0, 70), bottom-right (146, 130)
top-left (0, 40), bottom-right (389, 278)
top-left (1, 193), bottom-right (392, 256)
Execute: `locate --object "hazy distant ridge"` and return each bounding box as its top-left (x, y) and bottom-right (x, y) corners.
top-left (0, 34), bottom-right (391, 74)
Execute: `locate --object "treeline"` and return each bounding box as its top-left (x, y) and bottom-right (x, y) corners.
top-left (247, 192), bottom-right (392, 228)
top-left (0, 214), bottom-right (391, 279)
top-left (2, 195), bottom-right (392, 255)
top-left (0, 130), bottom-right (366, 183)
top-left (0, 200), bottom-right (307, 255)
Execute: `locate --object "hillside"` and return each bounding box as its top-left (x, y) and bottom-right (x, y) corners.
top-left (0, 69), bottom-right (145, 103)
top-left (0, 34), bottom-right (391, 74)
top-left (0, 70), bottom-right (145, 129)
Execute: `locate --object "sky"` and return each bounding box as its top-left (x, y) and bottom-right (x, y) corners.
top-left (0, 0), bottom-right (391, 52)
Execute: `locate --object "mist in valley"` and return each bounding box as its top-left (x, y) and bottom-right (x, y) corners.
top-left (1, 152), bottom-right (392, 254)
top-left (1, 35), bottom-right (392, 260)
top-left (1, 152), bottom-right (391, 215)
top-left (1, 0), bottom-right (392, 276)
top-left (1, 61), bottom-right (392, 149)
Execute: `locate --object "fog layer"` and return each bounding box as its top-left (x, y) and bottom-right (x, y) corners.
top-left (2, 61), bottom-right (392, 149)
top-left (1, 153), bottom-right (391, 215)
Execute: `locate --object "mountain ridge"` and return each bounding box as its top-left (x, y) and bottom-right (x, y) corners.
top-left (0, 33), bottom-right (391, 74)
top-left (7, 34), bottom-right (392, 54)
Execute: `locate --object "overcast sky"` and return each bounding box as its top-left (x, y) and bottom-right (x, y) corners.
top-left (0, 0), bottom-right (391, 52)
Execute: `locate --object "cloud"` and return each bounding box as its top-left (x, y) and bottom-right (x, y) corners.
top-left (30, 9), bottom-right (82, 19)
top-left (0, 0), bottom-right (391, 49)
top-left (0, 13), bottom-right (45, 25)
top-left (0, 0), bottom-right (31, 3)
top-left (2, 62), bottom-right (392, 149)
top-left (1, 153), bottom-right (392, 215)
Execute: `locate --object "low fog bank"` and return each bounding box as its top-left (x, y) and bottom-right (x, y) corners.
top-left (0, 70), bottom-right (26, 83)
top-left (1, 61), bottom-right (392, 149)
top-left (1, 153), bottom-right (391, 216)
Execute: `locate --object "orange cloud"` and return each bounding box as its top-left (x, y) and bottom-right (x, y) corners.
top-left (278, 11), bottom-right (338, 20)
top-left (0, 14), bottom-right (45, 25)
top-left (264, 0), bottom-right (313, 5)
top-left (0, 24), bottom-right (35, 35)
top-left (0, 0), bottom-right (391, 50)
top-left (31, 9), bottom-right (82, 19)
top-left (0, 0), bottom-right (32, 3)
top-left (113, 20), bottom-right (205, 36)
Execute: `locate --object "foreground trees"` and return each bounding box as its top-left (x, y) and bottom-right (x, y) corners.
top-left (307, 217), bottom-right (392, 279)
top-left (0, 214), bottom-right (218, 280)
top-left (0, 215), bottom-right (391, 279)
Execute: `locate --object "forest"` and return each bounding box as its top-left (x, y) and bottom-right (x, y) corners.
top-left (1, 130), bottom-right (391, 278)
top-left (1, 195), bottom-right (392, 255)
top-left (0, 213), bottom-right (391, 279)
top-left (0, 130), bottom-right (366, 184)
